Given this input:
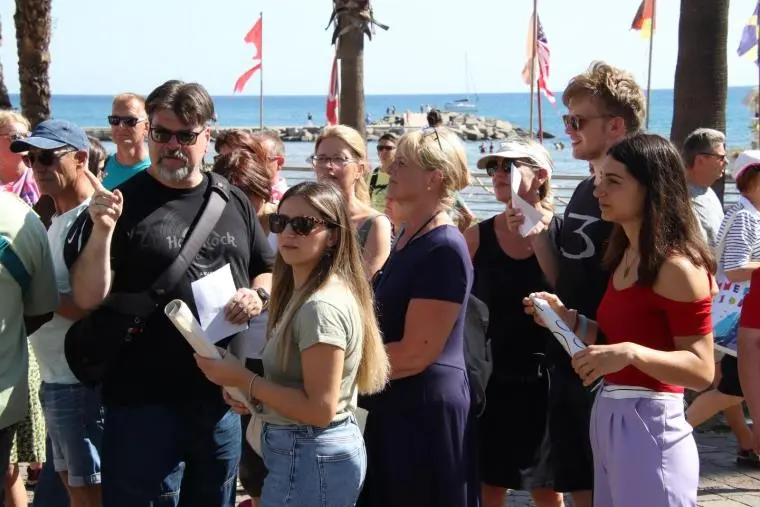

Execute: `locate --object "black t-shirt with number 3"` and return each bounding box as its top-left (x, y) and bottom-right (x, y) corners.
top-left (65, 171), bottom-right (274, 406)
top-left (550, 176), bottom-right (613, 372)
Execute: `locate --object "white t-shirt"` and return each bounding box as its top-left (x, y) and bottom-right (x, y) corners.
top-left (716, 196), bottom-right (760, 272)
top-left (29, 200), bottom-right (90, 384)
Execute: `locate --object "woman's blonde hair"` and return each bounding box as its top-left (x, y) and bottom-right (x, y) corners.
top-left (267, 181), bottom-right (389, 395)
top-left (395, 127), bottom-right (471, 208)
top-left (314, 125), bottom-right (371, 204)
top-left (513, 137), bottom-right (554, 212)
top-left (0, 111), bottom-right (30, 132)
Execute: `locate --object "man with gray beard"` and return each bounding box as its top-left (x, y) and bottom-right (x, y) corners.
top-left (64, 80), bottom-right (275, 507)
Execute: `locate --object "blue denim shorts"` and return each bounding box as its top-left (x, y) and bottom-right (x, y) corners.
top-left (40, 382), bottom-right (104, 487)
top-left (260, 416), bottom-right (366, 507)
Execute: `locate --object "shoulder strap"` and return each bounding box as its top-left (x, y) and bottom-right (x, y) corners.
top-left (0, 235), bottom-right (31, 295)
top-left (150, 173), bottom-right (231, 297)
top-left (368, 168), bottom-right (380, 196)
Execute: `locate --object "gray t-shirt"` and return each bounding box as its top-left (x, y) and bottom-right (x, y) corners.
top-left (688, 182), bottom-right (724, 248)
top-left (261, 277), bottom-right (362, 426)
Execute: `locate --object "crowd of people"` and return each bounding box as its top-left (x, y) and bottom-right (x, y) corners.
top-left (0, 59), bottom-right (760, 507)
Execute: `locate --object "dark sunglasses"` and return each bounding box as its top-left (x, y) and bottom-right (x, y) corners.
top-left (25, 148), bottom-right (75, 167)
top-left (699, 152), bottom-right (728, 163)
top-left (377, 145), bottom-right (395, 152)
top-left (485, 158), bottom-right (542, 177)
top-left (268, 214), bottom-right (333, 236)
top-left (149, 127), bottom-right (204, 146)
top-left (107, 115), bottom-right (146, 127)
top-left (562, 114), bottom-right (613, 131)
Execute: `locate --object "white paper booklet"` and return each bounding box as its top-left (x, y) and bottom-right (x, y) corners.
top-left (531, 296), bottom-right (587, 356)
top-left (165, 299), bottom-right (254, 412)
top-left (512, 167), bottom-right (545, 237)
top-left (190, 263), bottom-right (249, 343)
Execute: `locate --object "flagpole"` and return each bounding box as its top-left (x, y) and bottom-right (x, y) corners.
top-left (529, 0), bottom-right (538, 138)
top-left (259, 11), bottom-right (264, 131)
top-left (537, 77), bottom-right (544, 143)
top-left (645, 0), bottom-right (655, 129)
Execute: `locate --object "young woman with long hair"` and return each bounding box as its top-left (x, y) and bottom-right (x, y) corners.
top-left (524, 133), bottom-right (716, 506)
top-left (196, 181), bottom-right (389, 507)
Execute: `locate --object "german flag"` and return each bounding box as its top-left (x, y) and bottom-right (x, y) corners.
top-left (631, 0), bottom-right (655, 39)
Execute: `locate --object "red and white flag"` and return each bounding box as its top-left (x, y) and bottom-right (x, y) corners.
top-left (326, 51), bottom-right (340, 125)
top-left (521, 13), bottom-right (556, 104)
top-left (233, 15), bottom-right (263, 93)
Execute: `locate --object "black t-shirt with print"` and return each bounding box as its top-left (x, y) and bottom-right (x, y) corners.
top-left (65, 171), bottom-right (274, 406)
top-left (548, 176), bottom-right (613, 373)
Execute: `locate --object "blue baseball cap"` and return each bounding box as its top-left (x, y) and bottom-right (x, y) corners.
top-left (10, 119), bottom-right (89, 153)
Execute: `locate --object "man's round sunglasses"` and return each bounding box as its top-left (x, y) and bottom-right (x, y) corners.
top-left (107, 115), bottom-right (147, 127)
top-left (25, 148), bottom-right (75, 167)
top-left (149, 127), bottom-right (204, 146)
top-left (562, 114), bottom-right (614, 131)
top-left (268, 214), bottom-right (335, 236)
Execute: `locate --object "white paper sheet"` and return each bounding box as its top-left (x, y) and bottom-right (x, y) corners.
top-left (512, 166), bottom-right (545, 237)
top-left (531, 296), bottom-right (587, 356)
top-left (190, 263), bottom-right (248, 343)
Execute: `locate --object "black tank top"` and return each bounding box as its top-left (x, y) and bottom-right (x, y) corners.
top-left (472, 216), bottom-right (558, 381)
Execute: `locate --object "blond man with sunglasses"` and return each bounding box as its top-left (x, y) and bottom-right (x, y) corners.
top-left (509, 61), bottom-right (646, 507)
top-left (102, 93), bottom-right (150, 189)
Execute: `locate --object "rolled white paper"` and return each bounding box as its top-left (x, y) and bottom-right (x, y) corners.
top-left (531, 296), bottom-right (587, 356)
top-left (165, 299), bottom-right (255, 412)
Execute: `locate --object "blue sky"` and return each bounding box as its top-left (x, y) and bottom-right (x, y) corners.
top-left (1, 0), bottom-right (758, 96)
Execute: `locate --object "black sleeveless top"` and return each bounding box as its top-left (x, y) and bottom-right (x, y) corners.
top-left (472, 215), bottom-right (559, 381)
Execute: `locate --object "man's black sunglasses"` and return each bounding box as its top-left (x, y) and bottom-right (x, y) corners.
top-left (25, 148), bottom-right (75, 167)
top-left (268, 214), bottom-right (334, 236)
top-left (107, 115), bottom-right (146, 127)
top-left (377, 145), bottom-right (395, 152)
top-left (149, 127), bottom-right (204, 146)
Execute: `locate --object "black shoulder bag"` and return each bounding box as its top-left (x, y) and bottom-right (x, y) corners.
top-left (64, 174), bottom-right (231, 388)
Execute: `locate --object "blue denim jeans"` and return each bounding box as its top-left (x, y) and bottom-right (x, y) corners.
top-left (40, 382), bottom-right (104, 486)
top-left (101, 402), bottom-right (241, 507)
top-left (260, 417), bottom-right (366, 507)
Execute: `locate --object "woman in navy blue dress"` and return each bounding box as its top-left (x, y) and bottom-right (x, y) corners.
top-left (359, 127), bottom-right (480, 507)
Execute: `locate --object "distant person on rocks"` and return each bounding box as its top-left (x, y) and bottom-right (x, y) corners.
top-left (65, 80), bottom-right (275, 507)
top-left (102, 93), bottom-right (150, 189)
top-left (510, 61), bottom-right (646, 507)
top-left (682, 128), bottom-right (728, 247)
top-left (252, 131), bottom-right (289, 203)
top-left (0, 111), bottom-right (39, 206)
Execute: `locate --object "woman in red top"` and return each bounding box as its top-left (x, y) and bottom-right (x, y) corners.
top-left (738, 269), bottom-right (760, 454)
top-left (525, 133), bottom-right (716, 507)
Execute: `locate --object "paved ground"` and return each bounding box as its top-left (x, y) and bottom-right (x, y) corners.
top-left (18, 430), bottom-right (760, 506)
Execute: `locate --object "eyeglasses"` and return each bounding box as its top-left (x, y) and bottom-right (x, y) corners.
top-left (149, 127), bottom-right (204, 146)
top-left (307, 155), bottom-right (357, 168)
top-left (377, 145), bottom-right (395, 152)
top-left (0, 132), bottom-right (29, 142)
top-left (25, 148), bottom-right (75, 167)
top-left (421, 126), bottom-right (444, 151)
top-left (268, 214), bottom-right (334, 236)
top-left (699, 152), bottom-right (729, 163)
top-left (562, 114), bottom-right (613, 131)
top-left (485, 158), bottom-right (543, 177)
top-left (107, 115), bottom-right (147, 127)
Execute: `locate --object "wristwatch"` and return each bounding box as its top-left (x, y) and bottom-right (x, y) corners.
top-left (255, 287), bottom-right (271, 309)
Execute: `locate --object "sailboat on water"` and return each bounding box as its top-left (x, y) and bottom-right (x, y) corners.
top-left (444, 54), bottom-right (479, 112)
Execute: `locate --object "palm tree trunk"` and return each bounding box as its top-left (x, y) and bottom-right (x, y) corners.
top-left (0, 16), bottom-right (12, 110)
top-left (670, 0), bottom-right (729, 202)
top-left (338, 15), bottom-right (366, 138)
top-left (15, 0), bottom-right (52, 126)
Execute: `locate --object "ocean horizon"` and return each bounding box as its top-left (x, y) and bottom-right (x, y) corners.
top-left (7, 87), bottom-right (756, 176)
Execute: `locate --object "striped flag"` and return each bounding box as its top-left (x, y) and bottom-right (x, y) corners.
top-left (521, 14), bottom-right (555, 104)
top-left (631, 0), bottom-right (656, 39)
top-left (326, 51), bottom-right (339, 125)
top-left (738, 4), bottom-right (759, 65)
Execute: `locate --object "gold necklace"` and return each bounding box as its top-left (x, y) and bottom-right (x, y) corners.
top-left (623, 249), bottom-right (638, 277)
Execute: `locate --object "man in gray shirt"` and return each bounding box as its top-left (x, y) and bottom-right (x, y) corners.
top-left (682, 127), bottom-right (727, 247)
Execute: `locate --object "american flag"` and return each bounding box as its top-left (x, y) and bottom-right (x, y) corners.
top-left (522, 14), bottom-right (556, 104)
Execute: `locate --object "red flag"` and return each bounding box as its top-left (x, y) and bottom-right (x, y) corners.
top-left (244, 16), bottom-right (263, 60)
top-left (521, 14), bottom-right (555, 104)
top-left (326, 52), bottom-right (339, 125)
top-left (631, 0), bottom-right (655, 39)
top-left (234, 62), bottom-right (262, 93)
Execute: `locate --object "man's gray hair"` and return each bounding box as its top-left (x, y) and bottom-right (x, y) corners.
top-left (253, 130), bottom-right (285, 158)
top-left (682, 128), bottom-right (725, 168)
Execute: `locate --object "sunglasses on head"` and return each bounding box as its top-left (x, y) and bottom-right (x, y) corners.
top-left (268, 214), bottom-right (334, 236)
top-left (149, 127), bottom-right (204, 146)
top-left (562, 114), bottom-right (613, 131)
top-left (377, 145), bottom-right (395, 152)
top-left (25, 148), bottom-right (75, 167)
top-left (107, 115), bottom-right (146, 127)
